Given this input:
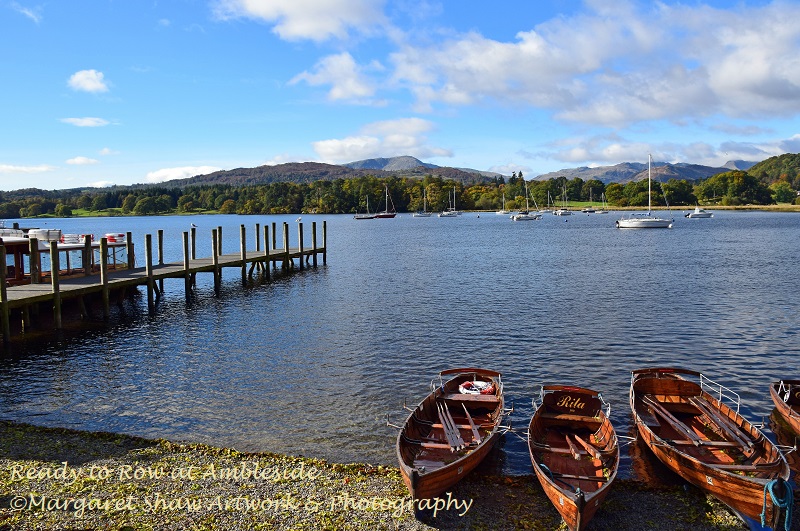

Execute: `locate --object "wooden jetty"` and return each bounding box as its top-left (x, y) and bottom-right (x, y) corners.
top-left (0, 221), bottom-right (326, 343)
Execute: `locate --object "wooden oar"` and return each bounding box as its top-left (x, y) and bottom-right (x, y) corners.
top-left (462, 403), bottom-right (482, 444)
top-left (565, 433), bottom-right (582, 459)
top-left (642, 395), bottom-right (702, 444)
top-left (572, 434), bottom-right (602, 460)
top-left (688, 396), bottom-right (753, 455)
top-left (436, 401), bottom-right (465, 451)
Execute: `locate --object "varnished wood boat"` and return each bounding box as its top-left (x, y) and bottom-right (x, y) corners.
top-left (631, 368), bottom-right (792, 530)
top-left (528, 385), bottom-right (619, 531)
top-left (396, 368), bottom-right (507, 500)
top-left (770, 380), bottom-right (800, 436)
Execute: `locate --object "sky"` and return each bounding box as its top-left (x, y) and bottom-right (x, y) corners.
top-left (2, 0), bottom-right (800, 191)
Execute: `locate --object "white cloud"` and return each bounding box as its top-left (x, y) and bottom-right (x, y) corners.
top-left (487, 163), bottom-right (531, 176)
top-left (67, 69), bottom-right (109, 93)
top-left (0, 164), bottom-right (57, 174)
top-left (145, 166), bottom-right (222, 183)
top-left (312, 118), bottom-right (451, 162)
top-left (60, 117), bottom-right (110, 127)
top-left (99, 147), bottom-right (119, 155)
top-left (389, 1), bottom-right (800, 127)
top-left (11, 2), bottom-right (42, 23)
top-left (536, 132), bottom-right (794, 169)
top-left (88, 181), bottom-right (115, 188)
top-left (213, 0), bottom-right (386, 42)
top-left (290, 52), bottom-right (384, 104)
top-left (66, 156), bottom-right (100, 165)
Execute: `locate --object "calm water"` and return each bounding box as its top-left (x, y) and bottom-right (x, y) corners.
top-left (0, 210), bottom-right (798, 478)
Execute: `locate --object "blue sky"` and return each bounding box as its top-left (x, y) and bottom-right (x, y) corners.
top-left (2, 0), bottom-right (800, 191)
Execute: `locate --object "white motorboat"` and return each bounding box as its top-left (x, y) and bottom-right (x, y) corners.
top-left (616, 155), bottom-right (673, 229)
top-left (685, 206), bottom-right (713, 218)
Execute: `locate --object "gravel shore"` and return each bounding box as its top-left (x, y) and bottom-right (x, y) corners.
top-left (0, 421), bottom-right (794, 530)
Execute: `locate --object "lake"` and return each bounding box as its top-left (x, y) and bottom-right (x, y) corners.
top-left (0, 209), bottom-right (798, 479)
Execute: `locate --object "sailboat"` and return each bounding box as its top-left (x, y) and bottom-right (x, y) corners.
top-left (375, 184), bottom-right (397, 218)
top-left (438, 187), bottom-right (459, 217)
top-left (512, 182), bottom-right (542, 221)
top-left (595, 193), bottom-right (610, 214)
top-left (413, 189), bottom-right (432, 217)
top-left (539, 191), bottom-right (554, 214)
top-left (354, 195), bottom-right (376, 220)
top-left (553, 185), bottom-right (572, 216)
top-left (616, 155), bottom-right (673, 228)
top-left (496, 192), bottom-right (511, 215)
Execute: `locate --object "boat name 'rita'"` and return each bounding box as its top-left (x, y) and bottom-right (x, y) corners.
top-left (556, 395), bottom-right (586, 411)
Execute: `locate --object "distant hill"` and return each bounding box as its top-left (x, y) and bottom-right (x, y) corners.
top-left (746, 153), bottom-right (800, 184)
top-left (533, 160), bottom-right (758, 184)
top-left (158, 158), bottom-right (494, 188)
top-left (344, 155), bottom-right (437, 171)
top-left (152, 155), bottom-right (769, 189)
top-left (344, 155), bottom-right (500, 179)
top-left (723, 160), bottom-right (757, 171)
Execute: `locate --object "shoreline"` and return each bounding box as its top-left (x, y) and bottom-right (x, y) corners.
top-left (0, 420), bottom-right (779, 530)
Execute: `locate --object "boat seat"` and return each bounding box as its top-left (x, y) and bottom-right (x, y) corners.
top-left (539, 411), bottom-right (600, 423)
top-left (637, 410), bottom-right (661, 430)
top-left (443, 393), bottom-right (500, 405)
top-left (550, 472), bottom-right (609, 483)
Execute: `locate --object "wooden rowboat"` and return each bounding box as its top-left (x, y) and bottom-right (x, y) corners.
top-left (396, 368), bottom-right (508, 500)
top-left (528, 385), bottom-right (619, 531)
top-left (631, 368), bottom-right (792, 530)
top-left (770, 380), bottom-right (800, 436)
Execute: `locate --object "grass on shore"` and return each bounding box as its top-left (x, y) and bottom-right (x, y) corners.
top-left (0, 421), bottom-right (761, 531)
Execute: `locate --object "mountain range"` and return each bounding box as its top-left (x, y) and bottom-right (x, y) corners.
top-left (162, 156), bottom-right (760, 188)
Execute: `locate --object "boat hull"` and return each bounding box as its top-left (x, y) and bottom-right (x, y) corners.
top-left (528, 386), bottom-right (619, 531)
top-left (630, 368), bottom-right (791, 529)
top-left (770, 380), bottom-right (800, 436)
top-left (397, 368), bottom-right (506, 500)
top-left (616, 217), bottom-right (672, 228)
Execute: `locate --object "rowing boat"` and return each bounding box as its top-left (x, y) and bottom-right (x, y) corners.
top-left (630, 368), bottom-right (792, 530)
top-left (396, 368), bottom-right (507, 500)
top-left (528, 385), bottom-right (619, 530)
top-left (770, 380), bottom-right (800, 436)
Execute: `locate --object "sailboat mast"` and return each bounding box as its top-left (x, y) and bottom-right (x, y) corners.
top-left (648, 154), bottom-right (652, 214)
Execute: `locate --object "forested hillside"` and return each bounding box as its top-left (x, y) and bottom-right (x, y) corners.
top-left (1, 154), bottom-right (797, 218)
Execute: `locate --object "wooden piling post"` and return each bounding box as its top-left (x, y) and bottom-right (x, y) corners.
top-left (157, 229), bottom-right (164, 293)
top-left (49, 241), bottom-right (62, 329)
top-left (312, 222), bottom-right (318, 267)
top-left (145, 234), bottom-right (154, 311)
top-left (322, 221), bottom-right (327, 265)
top-left (190, 226), bottom-right (197, 287)
top-left (100, 237), bottom-right (110, 319)
top-left (83, 235), bottom-right (92, 276)
top-left (282, 222), bottom-right (290, 270)
top-left (0, 245), bottom-right (9, 343)
top-left (272, 222), bottom-right (277, 265)
top-left (29, 237), bottom-right (40, 284)
top-left (240, 224), bottom-right (247, 281)
top-left (212, 229), bottom-right (220, 296)
top-left (182, 231), bottom-right (191, 298)
top-left (217, 226), bottom-right (223, 256)
top-left (298, 222), bottom-right (304, 271)
top-left (126, 232), bottom-right (134, 269)
top-left (263, 224), bottom-right (270, 280)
